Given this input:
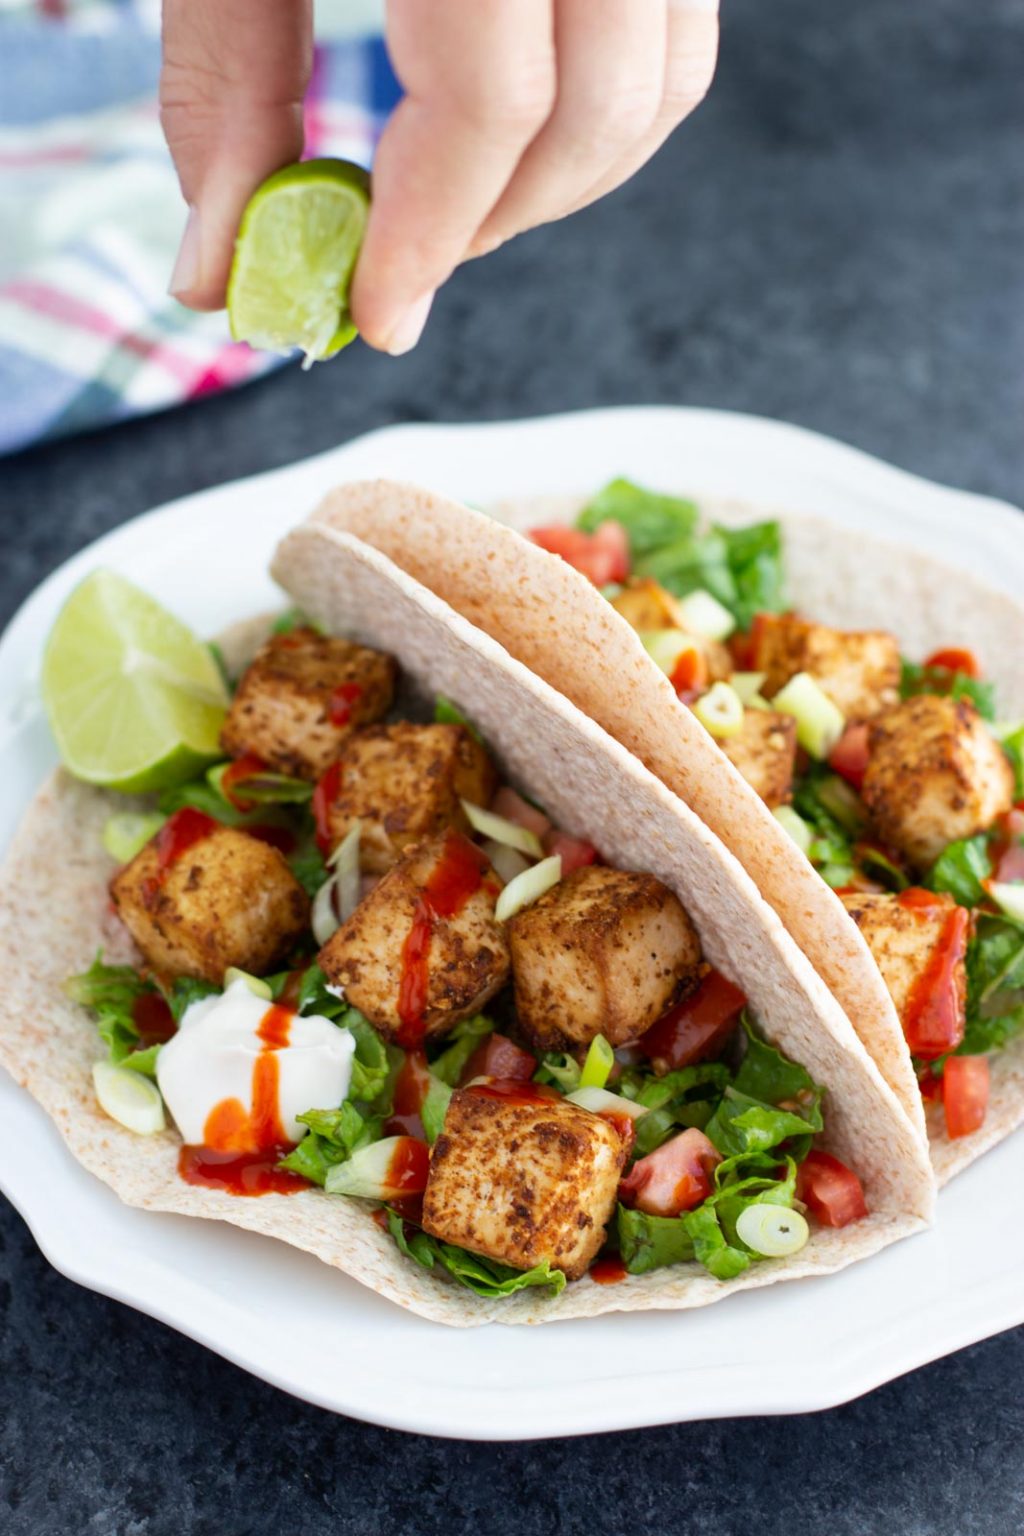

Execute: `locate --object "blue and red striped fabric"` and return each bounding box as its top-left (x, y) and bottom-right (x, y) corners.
top-left (0, 1), bottom-right (399, 456)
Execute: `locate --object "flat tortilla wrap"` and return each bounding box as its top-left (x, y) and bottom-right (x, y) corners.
top-left (0, 528), bottom-right (932, 1327)
top-left (307, 480), bottom-right (1023, 1184)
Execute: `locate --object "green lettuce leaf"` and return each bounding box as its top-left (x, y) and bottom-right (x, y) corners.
top-left (617, 1206), bottom-right (696, 1274)
top-left (731, 1020), bottom-right (823, 1119)
top-left (65, 954), bottom-right (151, 1063)
top-left (347, 1017), bottom-right (393, 1105)
top-left (791, 769), bottom-right (859, 888)
top-left (533, 1051), bottom-right (582, 1092)
top-left (927, 835), bottom-right (992, 908)
top-left (714, 521), bottom-right (785, 631)
top-left (271, 607), bottom-right (320, 635)
top-left (278, 1101), bottom-right (382, 1186)
top-left (434, 695), bottom-right (484, 744)
top-left (957, 912), bottom-right (1024, 1056)
top-left (627, 1063), bottom-right (730, 1157)
top-left (999, 723), bottom-right (1024, 796)
top-left (635, 527), bottom-right (737, 612)
top-left (681, 1203), bottom-right (751, 1280)
top-left (576, 478), bottom-right (699, 557)
top-left (420, 1074), bottom-right (453, 1144)
top-left (164, 975), bottom-right (220, 1024)
top-left (900, 660), bottom-right (996, 721)
top-left (428, 1016), bottom-right (495, 1087)
top-left (289, 842), bottom-right (328, 898)
top-left (387, 1212), bottom-right (566, 1298)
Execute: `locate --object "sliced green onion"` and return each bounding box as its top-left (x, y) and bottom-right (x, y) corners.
top-left (495, 854), bottom-right (562, 923)
top-left (731, 671), bottom-right (770, 709)
top-left (312, 876), bottom-right (341, 946)
top-left (989, 882), bottom-right (1024, 922)
top-left (578, 1034), bottom-right (615, 1090)
top-left (773, 805), bottom-right (813, 856)
top-left (481, 837), bottom-right (531, 887)
top-left (223, 967), bottom-right (273, 999)
top-left (461, 801), bottom-right (543, 859)
top-left (677, 588), bottom-right (736, 642)
top-left (772, 672), bottom-right (845, 759)
top-left (639, 629), bottom-right (700, 676)
top-left (102, 811), bottom-right (166, 864)
top-left (735, 1202), bottom-right (809, 1258)
top-left (92, 1061), bottom-right (166, 1135)
top-left (327, 820), bottom-right (361, 915)
top-left (567, 1085), bottom-right (648, 1120)
top-left (816, 774), bottom-right (866, 834)
top-left (693, 681), bottom-right (745, 739)
top-left (324, 1136), bottom-right (424, 1199)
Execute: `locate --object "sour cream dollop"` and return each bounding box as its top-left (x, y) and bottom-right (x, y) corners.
top-left (156, 979), bottom-right (354, 1147)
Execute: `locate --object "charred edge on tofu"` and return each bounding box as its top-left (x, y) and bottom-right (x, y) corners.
top-left (69, 607), bottom-right (859, 1294)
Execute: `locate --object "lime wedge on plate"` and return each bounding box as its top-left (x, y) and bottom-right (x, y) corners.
top-left (41, 569), bottom-right (229, 793)
top-left (227, 158), bottom-right (370, 363)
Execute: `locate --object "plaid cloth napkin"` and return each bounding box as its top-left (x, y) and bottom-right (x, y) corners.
top-left (0, 0), bottom-right (398, 456)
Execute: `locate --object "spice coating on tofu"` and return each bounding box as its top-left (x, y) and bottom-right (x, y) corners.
top-left (422, 1087), bottom-right (627, 1279)
top-left (220, 627), bottom-right (396, 780)
top-left (317, 721), bottom-right (498, 872)
top-left (508, 865), bottom-right (702, 1052)
top-left (720, 708), bottom-right (797, 808)
top-left (841, 891), bottom-right (970, 1038)
top-left (318, 832), bottom-right (510, 1043)
top-left (110, 825), bottom-right (309, 984)
top-left (754, 613), bottom-right (901, 721)
top-left (862, 695), bottom-right (1014, 869)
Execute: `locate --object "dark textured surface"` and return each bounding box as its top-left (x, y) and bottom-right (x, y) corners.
top-left (2, 0), bottom-right (1023, 1530)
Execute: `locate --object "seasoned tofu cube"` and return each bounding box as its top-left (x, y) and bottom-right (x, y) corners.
top-left (508, 866), bottom-right (702, 1052)
top-left (110, 820), bottom-right (309, 984)
top-left (318, 830), bottom-right (510, 1044)
top-left (220, 627), bottom-right (396, 780)
top-left (720, 708), bottom-right (797, 808)
top-left (318, 721), bottom-right (498, 873)
top-left (422, 1085), bottom-right (627, 1280)
top-left (610, 581), bottom-right (731, 681)
top-left (862, 695), bottom-right (1014, 868)
top-left (754, 613), bottom-right (901, 721)
top-left (841, 891), bottom-right (969, 1040)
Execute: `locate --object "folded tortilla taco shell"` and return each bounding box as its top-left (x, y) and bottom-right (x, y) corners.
top-left (0, 527), bottom-right (933, 1327)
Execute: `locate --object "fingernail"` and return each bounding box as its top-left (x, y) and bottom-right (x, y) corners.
top-left (169, 206), bottom-right (201, 298)
top-left (383, 292), bottom-right (434, 356)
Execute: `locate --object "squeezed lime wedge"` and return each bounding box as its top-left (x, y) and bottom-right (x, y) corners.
top-left (41, 569), bottom-right (229, 793)
top-left (227, 158), bottom-right (370, 362)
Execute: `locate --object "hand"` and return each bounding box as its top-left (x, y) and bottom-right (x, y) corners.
top-left (162, 0), bottom-right (719, 355)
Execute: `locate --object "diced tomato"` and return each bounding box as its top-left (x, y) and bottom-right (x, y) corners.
top-left (590, 520), bottom-right (630, 583)
top-left (618, 1128), bottom-right (721, 1217)
top-left (829, 722), bottom-right (871, 792)
top-left (917, 1065), bottom-right (943, 1103)
top-left (490, 786), bottom-right (551, 839)
top-left (638, 970), bottom-right (747, 1070)
top-left (992, 846), bottom-right (1024, 885)
top-left (669, 646), bottom-right (708, 700)
top-left (942, 1055), bottom-right (989, 1140)
top-left (459, 1033), bottom-right (537, 1087)
top-left (544, 830), bottom-right (598, 873)
top-left (527, 522), bottom-right (629, 586)
top-left (796, 1150), bottom-right (868, 1228)
top-left (900, 901), bottom-right (971, 1059)
top-left (924, 647), bottom-right (982, 679)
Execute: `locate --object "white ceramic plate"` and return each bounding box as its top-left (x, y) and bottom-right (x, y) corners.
top-left (2, 407), bottom-right (1023, 1441)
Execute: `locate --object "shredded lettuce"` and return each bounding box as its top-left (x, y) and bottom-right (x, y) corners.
top-left (999, 723), bottom-right (1024, 796)
top-left (791, 769), bottom-right (859, 888)
top-left (386, 1211), bottom-right (566, 1298)
top-left (427, 1016), bottom-right (495, 1087)
top-left (716, 521), bottom-right (786, 631)
top-left (619, 1063), bottom-right (730, 1157)
top-left (433, 695), bottom-right (484, 744)
top-left (576, 478), bottom-right (699, 558)
top-left (272, 607), bottom-right (320, 635)
top-left (278, 1101), bottom-right (383, 1186)
top-left (900, 659), bottom-right (996, 721)
top-left (617, 1206), bottom-right (696, 1274)
top-left (165, 975), bottom-right (219, 1023)
top-left (927, 835), bottom-right (992, 908)
top-left (957, 912), bottom-right (1024, 1057)
top-left (65, 954), bottom-right (175, 1075)
top-left (533, 1051), bottom-right (582, 1092)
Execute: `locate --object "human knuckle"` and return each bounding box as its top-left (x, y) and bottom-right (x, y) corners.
top-left (453, 60), bottom-right (556, 140)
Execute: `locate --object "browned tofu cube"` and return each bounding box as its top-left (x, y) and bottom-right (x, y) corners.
top-left (508, 866), bottom-right (702, 1052)
top-left (318, 830), bottom-right (510, 1044)
top-left (422, 1084), bottom-right (627, 1280)
top-left (110, 818), bottom-right (309, 984)
top-left (720, 708), bottom-right (797, 808)
top-left (610, 580), bottom-right (732, 681)
top-left (754, 613), bottom-right (901, 721)
top-left (317, 721), bottom-right (498, 872)
top-left (862, 695), bottom-right (1014, 868)
top-left (842, 891), bottom-right (969, 1041)
top-left (220, 627), bottom-right (396, 780)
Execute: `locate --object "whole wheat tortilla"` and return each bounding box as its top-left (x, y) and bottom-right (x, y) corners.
top-left (0, 528), bottom-right (933, 1328)
top-left (306, 480), bottom-right (1024, 1185)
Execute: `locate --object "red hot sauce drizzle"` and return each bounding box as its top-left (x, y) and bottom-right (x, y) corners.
top-left (589, 1255), bottom-right (628, 1286)
top-left (897, 888), bottom-right (971, 1059)
top-left (312, 761), bottom-right (343, 854)
top-left (396, 832), bottom-right (492, 1049)
top-left (384, 1050), bottom-right (432, 1140)
top-left (220, 753), bottom-right (267, 812)
top-left (132, 992), bottom-right (177, 1047)
top-left (329, 682), bottom-right (363, 726)
top-left (178, 1001), bottom-right (308, 1197)
top-left (140, 808), bottom-right (217, 907)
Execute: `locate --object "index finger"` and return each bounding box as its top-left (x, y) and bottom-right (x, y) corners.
top-left (350, 0), bottom-right (556, 353)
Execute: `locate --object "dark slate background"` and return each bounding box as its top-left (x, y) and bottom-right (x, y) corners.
top-left (2, 1), bottom-right (1023, 1531)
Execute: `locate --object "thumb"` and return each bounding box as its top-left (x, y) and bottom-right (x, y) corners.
top-left (161, 0), bottom-right (313, 310)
